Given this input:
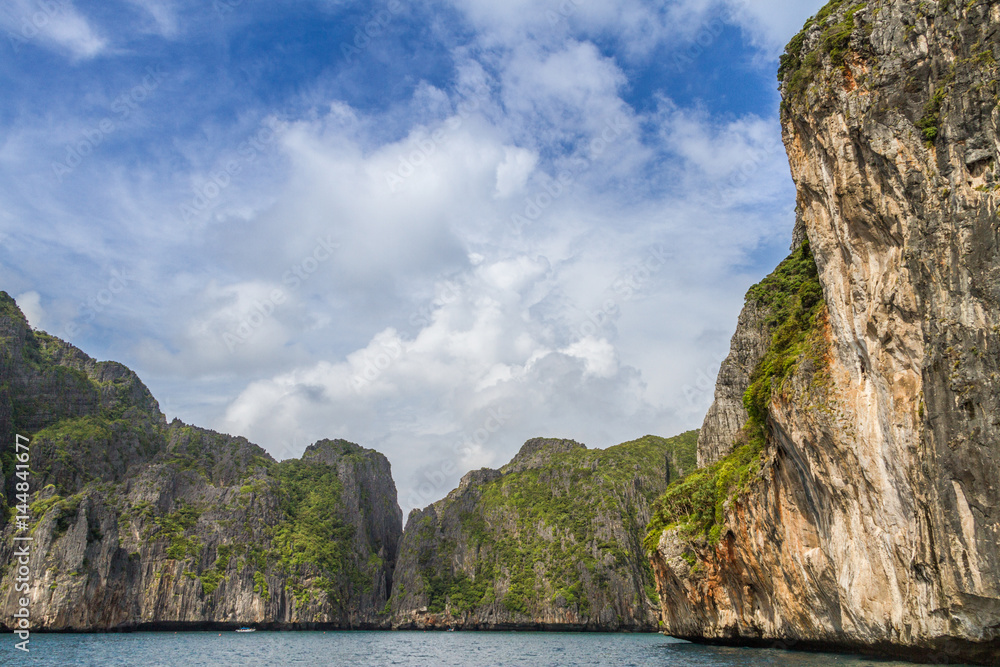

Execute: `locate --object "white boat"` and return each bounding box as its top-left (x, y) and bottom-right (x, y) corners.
top-left (236, 627), bottom-right (256, 633)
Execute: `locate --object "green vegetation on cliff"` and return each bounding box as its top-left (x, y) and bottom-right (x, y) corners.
top-left (779, 1), bottom-right (867, 101)
top-left (743, 242), bottom-right (826, 444)
top-left (645, 244), bottom-right (826, 550)
top-left (269, 458), bottom-right (367, 601)
top-left (395, 432), bottom-right (698, 627)
top-left (643, 440), bottom-right (763, 550)
top-left (0, 294), bottom-right (402, 629)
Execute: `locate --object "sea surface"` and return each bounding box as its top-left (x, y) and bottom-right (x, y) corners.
top-left (0, 631), bottom-right (966, 666)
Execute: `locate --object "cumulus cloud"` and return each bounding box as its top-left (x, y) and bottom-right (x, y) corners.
top-left (0, 0), bottom-right (808, 516)
top-left (494, 147), bottom-right (538, 199)
top-left (221, 252), bottom-right (666, 511)
top-left (192, 77), bottom-right (796, 513)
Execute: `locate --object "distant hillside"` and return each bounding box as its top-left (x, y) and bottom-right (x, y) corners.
top-left (0, 292), bottom-right (401, 630)
top-left (390, 431), bottom-right (698, 630)
top-left (0, 288), bottom-right (700, 633)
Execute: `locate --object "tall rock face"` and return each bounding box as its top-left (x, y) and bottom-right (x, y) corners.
top-left (390, 433), bottom-right (698, 631)
top-left (648, 1), bottom-right (1000, 664)
top-left (0, 293), bottom-right (402, 630)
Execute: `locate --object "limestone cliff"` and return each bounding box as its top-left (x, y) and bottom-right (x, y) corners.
top-left (697, 297), bottom-right (775, 466)
top-left (391, 433), bottom-right (697, 631)
top-left (0, 294), bottom-right (402, 630)
top-left (647, 1), bottom-right (1000, 664)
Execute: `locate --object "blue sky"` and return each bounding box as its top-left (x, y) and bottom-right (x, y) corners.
top-left (0, 0), bottom-right (825, 513)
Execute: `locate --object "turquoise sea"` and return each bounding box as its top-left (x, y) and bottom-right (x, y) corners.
top-left (0, 632), bottom-right (964, 666)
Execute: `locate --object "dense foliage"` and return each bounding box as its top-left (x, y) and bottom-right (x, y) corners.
top-left (743, 242), bottom-right (826, 444)
top-left (270, 459), bottom-right (362, 598)
top-left (645, 243), bottom-right (826, 550)
top-left (413, 432), bottom-right (698, 618)
top-left (1, 293), bottom-right (398, 624)
top-left (779, 1), bottom-right (867, 102)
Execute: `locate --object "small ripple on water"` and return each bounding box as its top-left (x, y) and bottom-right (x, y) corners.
top-left (0, 632), bottom-right (962, 667)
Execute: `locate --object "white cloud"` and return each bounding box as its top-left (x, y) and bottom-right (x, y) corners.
top-left (220, 252), bottom-right (666, 509)
top-left (1, 0), bottom-right (106, 59)
top-left (15, 291), bottom-right (43, 329)
top-left (654, 99), bottom-right (789, 210)
top-left (135, 279), bottom-right (306, 376)
top-left (494, 147), bottom-right (538, 199)
top-left (448, 0), bottom-right (707, 58)
top-left (445, 0), bottom-right (824, 62)
top-left (0, 0), bottom-right (807, 517)
top-left (125, 0), bottom-right (179, 38)
top-left (726, 0), bottom-right (827, 55)
top-left (562, 337), bottom-right (618, 378)
top-left (192, 82), bottom-right (797, 513)
top-left (500, 41), bottom-right (628, 139)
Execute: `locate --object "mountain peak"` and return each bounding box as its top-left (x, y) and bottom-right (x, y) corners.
top-left (502, 437), bottom-right (587, 474)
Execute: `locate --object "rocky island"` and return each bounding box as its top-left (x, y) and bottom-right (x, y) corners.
top-left (0, 294), bottom-right (402, 630)
top-left (0, 291), bottom-right (698, 633)
top-left (645, 1), bottom-right (1000, 664)
top-left (390, 433), bottom-right (697, 631)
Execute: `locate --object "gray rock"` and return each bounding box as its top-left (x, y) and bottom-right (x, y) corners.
top-left (696, 299), bottom-right (772, 466)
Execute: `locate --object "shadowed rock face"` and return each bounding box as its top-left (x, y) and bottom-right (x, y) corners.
top-left (390, 433), bottom-right (698, 631)
top-left (649, 1), bottom-right (1000, 664)
top-left (0, 295), bottom-right (402, 631)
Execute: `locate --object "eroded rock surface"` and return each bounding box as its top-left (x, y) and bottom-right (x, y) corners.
top-left (649, 1), bottom-right (1000, 664)
top-left (0, 296), bottom-right (402, 630)
top-left (391, 433), bottom-right (697, 631)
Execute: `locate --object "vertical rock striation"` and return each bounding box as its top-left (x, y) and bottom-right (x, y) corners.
top-left (648, 1), bottom-right (1000, 664)
top-left (697, 299), bottom-right (774, 467)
